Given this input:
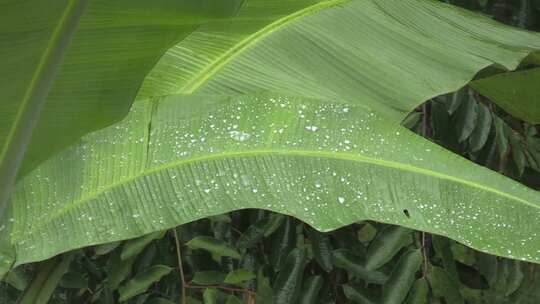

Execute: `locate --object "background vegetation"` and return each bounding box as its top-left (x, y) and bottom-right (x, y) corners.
top-left (1, 0), bottom-right (539, 303)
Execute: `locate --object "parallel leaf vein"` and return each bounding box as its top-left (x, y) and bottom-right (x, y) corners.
top-left (181, 0), bottom-right (348, 93)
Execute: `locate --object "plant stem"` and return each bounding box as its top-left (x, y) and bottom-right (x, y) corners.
top-left (421, 232), bottom-right (428, 277)
top-left (172, 229), bottom-right (187, 304)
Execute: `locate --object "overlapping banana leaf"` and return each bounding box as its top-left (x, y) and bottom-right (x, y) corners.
top-left (0, 0), bottom-right (243, 210)
top-left (141, 0), bottom-right (540, 122)
top-left (4, 0), bottom-right (540, 276)
top-left (471, 67), bottom-right (540, 124)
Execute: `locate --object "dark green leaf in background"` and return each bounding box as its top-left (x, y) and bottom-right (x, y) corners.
top-left (186, 236), bottom-right (241, 260)
top-left (273, 248), bottom-right (307, 304)
top-left (118, 265), bottom-right (172, 302)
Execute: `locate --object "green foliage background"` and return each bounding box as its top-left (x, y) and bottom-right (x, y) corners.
top-left (2, 0), bottom-right (540, 303)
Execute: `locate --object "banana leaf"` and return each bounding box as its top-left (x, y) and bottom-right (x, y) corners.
top-left (5, 0), bottom-right (540, 275)
top-left (0, 0), bottom-right (243, 215)
top-left (10, 93), bottom-right (540, 267)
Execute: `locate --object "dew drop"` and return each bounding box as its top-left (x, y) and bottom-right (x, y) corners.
top-left (229, 131), bottom-right (250, 142)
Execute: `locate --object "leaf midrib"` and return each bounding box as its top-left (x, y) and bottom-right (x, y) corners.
top-left (181, 0), bottom-right (348, 93)
top-left (18, 149), bottom-right (536, 240)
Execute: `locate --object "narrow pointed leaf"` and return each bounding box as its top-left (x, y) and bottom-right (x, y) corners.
top-left (273, 248), bottom-right (306, 304)
top-left (270, 218), bottom-right (296, 270)
top-left (237, 215), bottom-right (283, 249)
top-left (454, 95), bottom-right (478, 142)
top-left (332, 249), bottom-right (388, 284)
top-left (307, 227), bottom-right (333, 272)
top-left (19, 253), bottom-right (74, 304)
top-left (381, 249), bottom-right (422, 304)
top-left (118, 265), bottom-right (172, 302)
top-left (186, 236), bottom-right (241, 260)
top-left (468, 103), bottom-right (493, 152)
top-left (107, 251), bottom-right (136, 290)
top-left (121, 231), bottom-right (165, 261)
top-left (494, 116), bottom-right (510, 157)
top-left (447, 90), bottom-right (467, 115)
top-left (365, 226), bottom-right (412, 271)
top-left (263, 214), bottom-right (286, 237)
top-left (509, 134), bottom-right (527, 176)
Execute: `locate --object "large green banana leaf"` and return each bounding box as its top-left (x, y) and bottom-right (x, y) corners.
top-left (5, 0), bottom-right (540, 274)
top-left (0, 0), bottom-right (243, 212)
top-left (9, 94), bottom-right (540, 267)
top-left (141, 0), bottom-right (540, 122)
top-left (138, 0), bottom-right (332, 98)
